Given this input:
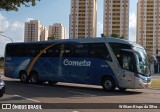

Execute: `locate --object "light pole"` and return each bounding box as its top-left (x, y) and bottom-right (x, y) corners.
top-left (0, 33), bottom-right (13, 43)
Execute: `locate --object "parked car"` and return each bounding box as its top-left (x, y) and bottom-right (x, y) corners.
top-left (0, 78), bottom-right (5, 97)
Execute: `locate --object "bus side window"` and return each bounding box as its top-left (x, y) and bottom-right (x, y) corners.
top-left (61, 43), bottom-right (73, 57)
top-left (73, 43), bottom-right (88, 57)
top-left (89, 43), bottom-right (112, 62)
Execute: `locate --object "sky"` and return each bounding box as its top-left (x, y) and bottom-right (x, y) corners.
top-left (0, 0), bottom-right (138, 56)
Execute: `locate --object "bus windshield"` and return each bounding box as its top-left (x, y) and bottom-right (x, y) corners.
top-left (134, 47), bottom-right (150, 76)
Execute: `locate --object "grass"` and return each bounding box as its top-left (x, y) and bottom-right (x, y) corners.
top-left (0, 60), bottom-right (4, 74)
top-left (151, 80), bottom-right (160, 88)
top-left (0, 69), bottom-right (4, 74)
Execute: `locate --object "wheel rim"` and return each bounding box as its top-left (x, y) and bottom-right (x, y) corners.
top-left (21, 74), bottom-right (27, 82)
top-left (104, 80), bottom-right (112, 90)
top-left (31, 74), bottom-right (38, 83)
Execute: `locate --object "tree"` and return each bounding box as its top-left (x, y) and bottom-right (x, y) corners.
top-left (48, 33), bottom-right (56, 40)
top-left (111, 33), bottom-right (120, 38)
top-left (111, 33), bottom-right (126, 39)
top-left (101, 33), bottom-right (111, 37)
top-left (101, 33), bottom-right (106, 37)
top-left (0, 0), bottom-right (40, 11)
top-left (120, 34), bottom-right (126, 39)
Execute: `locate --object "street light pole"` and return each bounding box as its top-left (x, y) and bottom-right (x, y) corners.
top-left (0, 34), bottom-right (13, 43)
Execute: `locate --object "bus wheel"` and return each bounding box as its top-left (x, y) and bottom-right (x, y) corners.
top-left (30, 72), bottom-right (39, 84)
top-left (119, 88), bottom-right (126, 92)
top-left (102, 77), bottom-right (115, 91)
top-left (0, 93), bottom-right (3, 97)
top-left (48, 81), bottom-right (58, 85)
top-left (19, 72), bottom-right (29, 83)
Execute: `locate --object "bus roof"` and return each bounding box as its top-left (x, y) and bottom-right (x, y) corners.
top-left (6, 37), bottom-right (143, 49)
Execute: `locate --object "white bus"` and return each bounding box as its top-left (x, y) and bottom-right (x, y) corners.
top-left (4, 37), bottom-right (151, 91)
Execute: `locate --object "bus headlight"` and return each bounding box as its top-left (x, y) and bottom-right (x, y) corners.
top-left (139, 76), bottom-right (151, 83)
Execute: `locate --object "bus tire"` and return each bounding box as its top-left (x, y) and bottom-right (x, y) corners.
top-left (119, 88), bottom-right (126, 92)
top-left (30, 72), bottom-right (39, 84)
top-left (0, 93), bottom-right (3, 97)
top-left (102, 77), bottom-right (115, 91)
top-left (19, 71), bottom-right (29, 83)
top-left (48, 81), bottom-right (58, 85)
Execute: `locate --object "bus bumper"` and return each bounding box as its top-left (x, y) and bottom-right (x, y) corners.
top-left (135, 76), bottom-right (151, 89)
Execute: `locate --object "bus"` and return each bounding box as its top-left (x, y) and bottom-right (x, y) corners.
top-left (4, 37), bottom-right (151, 91)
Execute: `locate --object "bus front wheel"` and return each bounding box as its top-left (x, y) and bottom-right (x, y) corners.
top-left (102, 77), bottom-right (115, 91)
top-left (30, 72), bottom-right (39, 84)
top-left (19, 72), bottom-right (29, 83)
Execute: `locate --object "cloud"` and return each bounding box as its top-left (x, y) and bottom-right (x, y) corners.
top-left (26, 18), bottom-right (34, 22)
top-left (129, 12), bottom-right (137, 42)
top-left (10, 22), bottom-right (24, 30)
top-left (97, 22), bottom-right (103, 37)
top-left (9, 21), bottom-right (24, 42)
top-left (129, 13), bottom-right (136, 28)
top-left (0, 13), bottom-right (9, 32)
top-left (0, 14), bottom-right (25, 56)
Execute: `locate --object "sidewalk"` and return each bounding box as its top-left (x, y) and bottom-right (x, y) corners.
top-left (151, 74), bottom-right (160, 80)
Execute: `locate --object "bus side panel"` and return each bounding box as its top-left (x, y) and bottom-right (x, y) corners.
top-left (30, 57), bottom-right (117, 85)
top-left (59, 58), bottom-right (116, 85)
top-left (31, 57), bottom-right (62, 82)
top-left (5, 57), bottom-right (31, 78)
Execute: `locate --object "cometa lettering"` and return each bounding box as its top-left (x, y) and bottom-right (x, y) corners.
top-left (63, 59), bottom-right (91, 67)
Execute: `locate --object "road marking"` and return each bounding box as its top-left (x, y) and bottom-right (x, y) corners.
top-left (68, 91), bottom-right (97, 97)
top-left (13, 95), bottom-right (40, 103)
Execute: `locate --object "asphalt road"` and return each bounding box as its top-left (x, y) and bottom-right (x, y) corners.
top-left (0, 76), bottom-right (160, 112)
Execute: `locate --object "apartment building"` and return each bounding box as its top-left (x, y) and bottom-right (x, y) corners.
top-left (48, 23), bottom-right (66, 39)
top-left (137, 0), bottom-right (160, 55)
top-left (24, 20), bottom-right (48, 42)
top-left (103, 0), bottom-right (129, 39)
top-left (69, 0), bottom-right (97, 38)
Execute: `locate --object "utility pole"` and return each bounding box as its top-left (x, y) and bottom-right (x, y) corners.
top-left (0, 33), bottom-right (13, 43)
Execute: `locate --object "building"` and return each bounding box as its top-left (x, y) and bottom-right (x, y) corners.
top-left (24, 20), bottom-right (48, 42)
top-left (137, 0), bottom-right (160, 56)
top-left (48, 23), bottom-right (66, 39)
top-left (103, 0), bottom-right (129, 39)
top-left (69, 0), bottom-right (97, 38)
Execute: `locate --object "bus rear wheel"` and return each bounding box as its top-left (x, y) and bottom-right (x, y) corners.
top-left (19, 72), bottom-right (29, 83)
top-left (119, 88), bottom-right (127, 92)
top-left (30, 72), bottom-right (39, 84)
top-left (102, 77), bottom-right (115, 91)
top-left (48, 81), bottom-right (58, 85)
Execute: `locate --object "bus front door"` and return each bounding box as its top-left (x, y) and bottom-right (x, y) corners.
top-left (118, 50), bottom-right (136, 89)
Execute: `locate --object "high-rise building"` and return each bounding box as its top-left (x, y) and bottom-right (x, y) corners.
top-left (24, 20), bottom-right (48, 42)
top-left (137, 0), bottom-right (160, 55)
top-left (48, 23), bottom-right (66, 39)
top-left (103, 0), bottom-right (129, 39)
top-left (69, 0), bottom-right (97, 38)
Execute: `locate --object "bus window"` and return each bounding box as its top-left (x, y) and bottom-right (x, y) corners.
top-left (61, 43), bottom-right (73, 57)
top-left (89, 43), bottom-right (112, 61)
top-left (73, 43), bottom-right (88, 57)
top-left (6, 44), bottom-right (28, 57)
top-left (6, 45), bottom-right (16, 57)
top-left (109, 43), bottom-right (132, 58)
top-left (27, 44), bottom-right (39, 57)
top-left (120, 51), bottom-right (136, 72)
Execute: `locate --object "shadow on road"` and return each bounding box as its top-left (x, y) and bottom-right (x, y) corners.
top-left (3, 80), bottom-right (143, 100)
